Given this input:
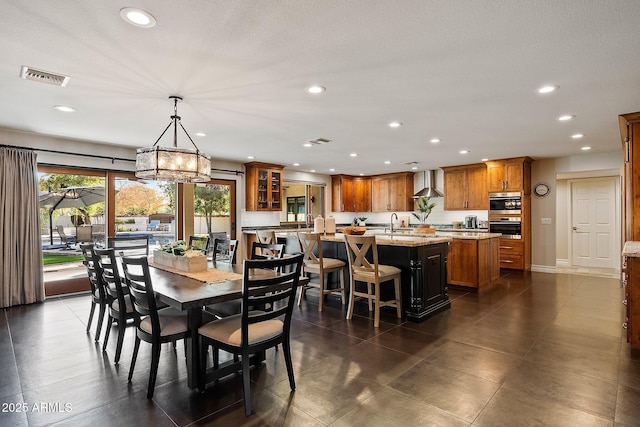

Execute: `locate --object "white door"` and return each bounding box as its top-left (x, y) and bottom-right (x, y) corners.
top-left (570, 177), bottom-right (617, 268)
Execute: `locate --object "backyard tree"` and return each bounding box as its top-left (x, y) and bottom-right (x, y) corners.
top-left (115, 183), bottom-right (165, 216)
top-left (194, 184), bottom-right (229, 234)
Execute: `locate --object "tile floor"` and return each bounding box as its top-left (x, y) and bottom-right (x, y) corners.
top-left (1, 270), bottom-right (640, 426)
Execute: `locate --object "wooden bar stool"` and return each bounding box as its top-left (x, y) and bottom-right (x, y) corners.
top-left (343, 234), bottom-right (402, 327)
top-left (298, 232), bottom-right (346, 311)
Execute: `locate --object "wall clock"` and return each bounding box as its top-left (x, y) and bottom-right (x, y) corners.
top-left (534, 182), bottom-right (550, 198)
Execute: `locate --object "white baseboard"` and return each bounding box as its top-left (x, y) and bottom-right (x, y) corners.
top-left (531, 264), bottom-right (557, 273)
top-left (556, 258), bottom-right (569, 267)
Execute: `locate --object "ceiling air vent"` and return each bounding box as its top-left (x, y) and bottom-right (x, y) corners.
top-left (306, 138), bottom-right (331, 145)
top-left (19, 66), bottom-right (70, 87)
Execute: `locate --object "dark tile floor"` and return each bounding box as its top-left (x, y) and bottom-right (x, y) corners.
top-left (2, 270), bottom-right (640, 426)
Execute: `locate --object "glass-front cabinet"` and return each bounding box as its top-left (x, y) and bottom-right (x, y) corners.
top-left (245, 162), bottom-right (283, 211)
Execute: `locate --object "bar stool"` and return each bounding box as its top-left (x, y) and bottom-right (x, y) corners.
top-left (298, 232), bottom-right (346, 311)
top-left (343, 234), bottom-right (402, 327)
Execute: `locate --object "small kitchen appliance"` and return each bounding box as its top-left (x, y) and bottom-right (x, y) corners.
top-left (465, 215), bottom-right (478, 229)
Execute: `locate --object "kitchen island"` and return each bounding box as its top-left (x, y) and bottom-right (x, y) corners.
top-left (319, 233), bottom-right (453, 322)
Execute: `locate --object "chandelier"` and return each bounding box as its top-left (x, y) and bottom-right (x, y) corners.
top-left (135, 96), bottom-right (211, 183)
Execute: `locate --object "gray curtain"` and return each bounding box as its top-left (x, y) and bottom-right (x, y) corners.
top-left (0, 146), bottom-right (45, 307)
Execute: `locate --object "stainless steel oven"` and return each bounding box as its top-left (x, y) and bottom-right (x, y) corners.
top-left (489, 192), bottom-right (522, 215)
top-left (489, 216), bottom-right (521, 239)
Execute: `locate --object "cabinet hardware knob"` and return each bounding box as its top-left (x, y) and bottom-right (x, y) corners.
top-left (623, 322), bottom-right (628, 329)
top-left (623, 299), bottom-right (628, 306)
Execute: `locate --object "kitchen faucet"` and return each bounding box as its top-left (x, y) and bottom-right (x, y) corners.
top-left (390, 212), bottom-right (398, 234)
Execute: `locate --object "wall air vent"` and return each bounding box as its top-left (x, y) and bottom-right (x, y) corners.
top-left (19, 66), bottom-right (70, 87)
top-left (306, 138), bottom-right (331, 145)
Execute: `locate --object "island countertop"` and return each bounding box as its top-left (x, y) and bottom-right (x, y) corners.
top-left (320, 232), bottom-right (452, 247)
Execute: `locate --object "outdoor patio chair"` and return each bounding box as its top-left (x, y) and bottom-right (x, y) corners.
top-left (56, 225), bottom-right (75, 249)
top-left (146, 220), bottom-right (160, 231)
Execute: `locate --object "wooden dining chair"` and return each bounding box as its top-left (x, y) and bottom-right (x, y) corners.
top-left (212, 238), bottom-right (238, 266)
top-left (120, 255), bottom-right (189, 398)
top-left (108, 235), bottom-right (150, 257)
top-left (198, 254), bottom-right (304, 416)
top-left (94, 247), bottom-right (136, 364)
top-left (80, 244), bottom-right (109, 342)
top-left (255, 229), bottom-right (276, 245)
top-left (343, 234), bottom-right (402, 327)
top-left (297, 232), bottom-right (346, 311)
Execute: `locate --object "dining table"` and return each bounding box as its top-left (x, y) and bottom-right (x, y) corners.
top-left (147, 261), bottom-right (307, 390)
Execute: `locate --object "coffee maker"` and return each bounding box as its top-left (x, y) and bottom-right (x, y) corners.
top-left (465, 215), bottom-right (478, 229)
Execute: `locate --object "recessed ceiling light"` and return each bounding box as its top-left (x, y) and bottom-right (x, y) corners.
top-left (459, 150), bottom-right (469, 154)
top-left (195, 132), bottom-right (207, 137)
top-left (537, 85), bottom-right (558, 94)
top-left (303, 143), bottom-right (313, 148)
top-left (247, 156), bottom-right (255, 159)
top-left (384, 160), bottom-right (391, 165)
top-left (581, 146), bottom-right (591, 151)
top-left (572, 133), bottom-right (584, 139)
top-left (359, 173), bottom-right (364, 176)
top-left (306, 85), bottom-right (325, 94)
top-left (120, 8), bottom-right (156, 28)
top-left (329, 168), bottom-right (335, 172)
top-left (430, 138), bottom-right (441, 143)
top-left (481, 158), bottom-right (489, 162)
top-left (292, 163), bottom-right (300, 166)
top-left (310, 169), bottom-right (316, 173)
top-left (411, 166), bottom-right (418, 170)
top-left (350, 153), bottom-right (358, 157)
top-left (388, 121), bottom-right (402, 128)
top-left (557, 115), bottom-right (574, 121)
top-left (53, 105), bottom-right (76, 113)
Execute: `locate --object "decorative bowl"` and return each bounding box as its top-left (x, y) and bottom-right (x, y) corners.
top-left (342, 226), bottom-right (366, 235)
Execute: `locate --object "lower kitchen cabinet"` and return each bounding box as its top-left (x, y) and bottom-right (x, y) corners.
top-left (623, 243), bottom-right (640, 348)
top-left (497, 238), bottom-right (524, 270)
top-left (448, 237), bottom-right (500, 289)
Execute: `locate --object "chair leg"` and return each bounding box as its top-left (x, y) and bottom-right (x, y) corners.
top-left (346, 278), bottom-right (356, 320)
top-left (242, 352), bottom-right (252, 416)
top-left (367, 283), bottom-right (373, 311)
top-left (128, 336), bottom-right (141, 382)
top-left (374, 282), bottom-right (381, 328)
top-left (394, 276), bottom-right (402, 318)
top-left (282, 338), bottom-right (296, 391)
top-left (114, 318), bottom-right (126, 364)
top-left (95, 304), bottom-right (106, 342)
top-left (339, 269), bottom-right (346, 305)
top-left (318, 273), bottom-right (325, 312)
top-left (102, 315), bottom-right (113, 351)
top-left (297, 280), bottom-right (306, 306)
top-left (147, 341), bottom-right (161, 399)
top-left (86, 301), bottom-right (96, 333)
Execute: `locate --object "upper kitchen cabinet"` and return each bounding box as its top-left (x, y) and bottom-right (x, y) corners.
top-left (371, 172), bottom-right (415, 212)
top-left (621, 112), bottom-right (640, 242)
top-left (442, 164), bottom-right (488, 210)
top-left (331, 175), bottom-right (371, 212)
top-left (245, 162), bottom-right (283, 211)
top-left (485, 157), bottom-right (533, 193)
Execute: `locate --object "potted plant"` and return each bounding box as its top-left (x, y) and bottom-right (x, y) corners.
top-left (412, 196), bottom-right (437, 228)
top-left (354, 216), bottom-right (367, 226)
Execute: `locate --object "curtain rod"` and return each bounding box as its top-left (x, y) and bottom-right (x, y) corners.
top-left (0, 144), bottom-right (244, 175)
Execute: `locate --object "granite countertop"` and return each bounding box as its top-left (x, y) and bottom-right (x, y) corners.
top-left (320, 233), bottom-right (452, 247)
top-left (243, 227), bottom-right (500, 240)
top-left (623, 241), bottom-right (640, 257)
top-left (434, 231), bottom-right (502, 240)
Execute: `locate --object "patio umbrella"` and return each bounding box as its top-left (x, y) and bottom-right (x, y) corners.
top-left (39, 186), bottom-right (107, 245)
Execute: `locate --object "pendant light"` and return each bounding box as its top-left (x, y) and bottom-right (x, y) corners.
top-left (135, 96), bottom-right (211, 183)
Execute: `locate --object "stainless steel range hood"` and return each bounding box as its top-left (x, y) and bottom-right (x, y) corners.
top-left (413, 170), bottom-right (443, 198)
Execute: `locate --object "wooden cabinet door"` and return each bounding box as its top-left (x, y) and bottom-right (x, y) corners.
top-left (331, 176), bottom-right (342, 212)
top-left (389, 174), bottom-right (414, 211)
top-left (466, 165), bottom-right (488, 209)
top-left (342, 177), bottom-right (355, 212)
top-left (443, 168), bottom-right (466, 210)
top-left (504, 162), bottom-right (524, 192)
top-left (245, 162), bottom-right (284, 211)
top-left (490, 237), bottom-right (500, 281)
top-left (269, 169), bottom-right (282, 210)
top-left (447, 239), bottom-right (478, 287)
top-left (371, 176), bottom-right (390, 211)
top-left (353, 177), bottom-right (371, 212)
top-left (486, 162), bottom-right (506, 192)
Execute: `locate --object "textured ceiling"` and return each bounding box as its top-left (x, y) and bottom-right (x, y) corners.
top-left (1, 1), bottom-right (640, 175)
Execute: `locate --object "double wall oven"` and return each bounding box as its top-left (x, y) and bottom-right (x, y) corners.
top-left (489, 192), bottom-right (521, 239)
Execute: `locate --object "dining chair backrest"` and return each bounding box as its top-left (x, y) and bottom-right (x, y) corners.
top-left (213, 238), bottom-right (238, 264)
top-left (251, 242), bottom-right (285, 261)
top-left (108, 235), bottom-right (150, 257)
top-left (188, 235), bottom-right (210, 254)
top-left (297, 232), bottom-right (323, 265)
top-left (240, 253), bottom-right (304, 345)
top-left (120, 256), bottom-right (158, 328)
top-left (80, 243), bottom-right (106, 301)
top-left (93, 248), bottom-right (128, 310)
